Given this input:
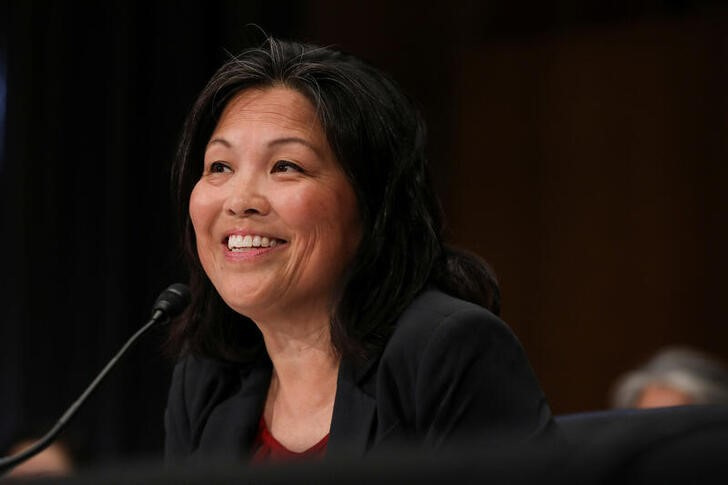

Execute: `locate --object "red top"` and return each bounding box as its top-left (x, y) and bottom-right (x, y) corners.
top-left (250, 417), bottom-right (329, 463)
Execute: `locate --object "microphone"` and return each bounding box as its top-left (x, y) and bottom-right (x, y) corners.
top-left (151, 283), bottom-right (192, 322)
top-left (0, 283), bottom-right (191, 476)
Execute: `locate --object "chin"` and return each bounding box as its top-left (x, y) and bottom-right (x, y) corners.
top-left (220, 290), bottom-right (260, 315)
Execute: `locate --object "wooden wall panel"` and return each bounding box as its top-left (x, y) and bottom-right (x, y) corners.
top-left (451, 16), bottom-right (728, 412)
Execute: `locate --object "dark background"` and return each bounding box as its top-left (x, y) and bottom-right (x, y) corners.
top-left (1, 0), bottom-right (726, 468)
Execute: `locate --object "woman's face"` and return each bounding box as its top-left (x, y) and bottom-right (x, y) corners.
top-left (189, 87), bottom-right (361, 322)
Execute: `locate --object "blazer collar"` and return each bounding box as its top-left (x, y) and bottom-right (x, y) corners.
top-left (194, 357), bottom-right (271, 460)
top-left (327, 355), bottom-right (379, 458)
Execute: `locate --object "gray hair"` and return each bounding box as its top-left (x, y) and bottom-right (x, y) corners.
top-left (610, 346), bottom-right (728, 408)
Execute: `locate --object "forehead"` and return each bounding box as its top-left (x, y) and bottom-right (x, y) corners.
top-left (212, 86), bottom-right (323, 140)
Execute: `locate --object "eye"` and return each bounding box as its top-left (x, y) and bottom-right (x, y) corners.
top-left (271, 160), bottom-right (304, 173)
top-left (208, 161), bottom-right (231, 173)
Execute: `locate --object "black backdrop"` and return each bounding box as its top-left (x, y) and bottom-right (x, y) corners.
top-left (0, 0), bottom-right (303, 465)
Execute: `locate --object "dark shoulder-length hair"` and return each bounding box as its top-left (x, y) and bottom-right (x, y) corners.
top-left (169, 37), bottom-right (500, 363)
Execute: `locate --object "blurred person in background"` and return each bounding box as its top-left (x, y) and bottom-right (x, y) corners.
top-left (610, 346), bottom-right (728, 409)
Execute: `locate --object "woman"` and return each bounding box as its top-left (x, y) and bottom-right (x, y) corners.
top-left (165, 37), bottom-right (552, 462)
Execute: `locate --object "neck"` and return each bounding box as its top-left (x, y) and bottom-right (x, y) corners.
top-left (260, 317), bottom-right (340, 450)
top-left (250, 302), bottom-right (341, 443)
top-left (255, 309), bottom-right (340, 396)
top-left (265, 325), bottom-right (338, 386)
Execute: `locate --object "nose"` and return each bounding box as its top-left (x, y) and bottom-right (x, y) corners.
top-left (222, 174), bottom-right (271, 217)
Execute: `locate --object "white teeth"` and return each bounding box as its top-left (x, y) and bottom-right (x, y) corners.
top-left (228, 235), bottom-right (243, 249)
top-left (227, 234), bottom-right (281, 250)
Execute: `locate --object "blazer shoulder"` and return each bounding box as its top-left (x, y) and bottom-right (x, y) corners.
top-left (379, 288), bottom-right (519, 394)
top-left (386, 289), bottom-right (507, 352)
top-left (375, 289), bottom-right (551, 448)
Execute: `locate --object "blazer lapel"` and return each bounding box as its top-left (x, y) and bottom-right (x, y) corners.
top-left (195, 358), bottom-right (271, 460)
top-left (328, 356), bottom-right (379, 458)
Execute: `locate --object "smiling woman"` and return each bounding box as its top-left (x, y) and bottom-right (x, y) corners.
top-left (190, 88), bottom-right (361, 329)
top-left (165, 37), bottom-right (554, 462)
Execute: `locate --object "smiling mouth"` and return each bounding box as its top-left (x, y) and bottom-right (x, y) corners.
top-left (226, 234), bottom-right (287, 252)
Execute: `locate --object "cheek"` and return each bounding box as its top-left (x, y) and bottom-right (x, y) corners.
top-left (188, 182), bottom-right (215, 237)
top-left (278, 188), bottom-right (324, 231)
top-left (188, 182), bottom-right (221, 272)
top-left (291, 184), bottom-right (361, 258)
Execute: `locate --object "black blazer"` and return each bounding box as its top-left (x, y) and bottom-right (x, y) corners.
top-left (164, 289), bottom-right (553, 461)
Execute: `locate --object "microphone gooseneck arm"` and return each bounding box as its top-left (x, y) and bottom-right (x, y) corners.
top-left (0, 283), bottom-right (190, 476)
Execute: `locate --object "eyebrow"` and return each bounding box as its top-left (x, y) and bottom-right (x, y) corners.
top-left (206, 136), bottom-right (320, 155)
top-left (206, 137), bottom-right (232, 148)
top-left (267, 137), bottom-right (320, 154)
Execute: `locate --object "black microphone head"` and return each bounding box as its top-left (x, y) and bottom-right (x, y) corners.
top-left (152, 283), bottom-right (191, 320)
